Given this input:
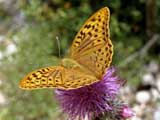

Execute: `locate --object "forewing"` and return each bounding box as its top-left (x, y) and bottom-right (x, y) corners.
top-left (19, 66), bottom-right (97, 90)
top-left (71, 7), bottom-right (113, 79)
top-left (19, 66), bottom-right (65, 90)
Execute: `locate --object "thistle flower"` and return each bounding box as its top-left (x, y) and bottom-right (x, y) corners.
top-left (121, 105), bottom-right (134, 118)
top-left (55, 67), bottom-right (133, 120)
top-left (103, 99), bottom-right (134, 120)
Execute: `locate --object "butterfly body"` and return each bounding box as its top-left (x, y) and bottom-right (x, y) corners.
top-left (61, 58), bottom-right (81, 69)
top-left (19, 7), bottom-right (113, 90)
top-left (61, 58), bottom-right (94, 76)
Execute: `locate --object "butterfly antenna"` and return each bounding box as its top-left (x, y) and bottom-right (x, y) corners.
top-left (56, 36), bottom-right (61, 58)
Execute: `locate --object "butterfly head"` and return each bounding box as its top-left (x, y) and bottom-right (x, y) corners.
top-left (61, 58), bottom-right (80, 68)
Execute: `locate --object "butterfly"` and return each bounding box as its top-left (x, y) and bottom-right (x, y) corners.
top-left (19, 7), bottom-right (113, 90)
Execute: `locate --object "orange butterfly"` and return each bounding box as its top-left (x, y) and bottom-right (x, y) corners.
top-left (19, 7), bottom-right (113, 90)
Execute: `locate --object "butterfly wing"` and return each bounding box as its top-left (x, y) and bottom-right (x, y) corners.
top-left (71, 7), bottom-right (113, 79)
top-left (19, 66), bottom-right (97, 90)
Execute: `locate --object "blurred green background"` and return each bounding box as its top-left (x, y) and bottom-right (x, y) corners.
top-left (0, 0), bottom-right (160, 120)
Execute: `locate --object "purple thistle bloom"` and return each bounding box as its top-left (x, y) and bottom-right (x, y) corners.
top-left (120, 105), bottom-right (135, 119)
top-left (103, 99), bottom-right (134, 120)
top-left (55, 67), bottom-right (125, 120)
